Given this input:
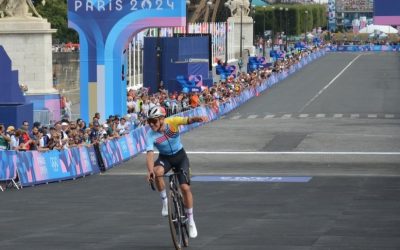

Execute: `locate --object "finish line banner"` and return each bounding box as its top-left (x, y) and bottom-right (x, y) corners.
top-left (192, 176), bottom-right (312, 183)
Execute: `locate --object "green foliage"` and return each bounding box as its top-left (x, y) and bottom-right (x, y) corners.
top-left (254, 4), bottom-right (327, 37)
top-left (34, 0), bottom-right (78, 43)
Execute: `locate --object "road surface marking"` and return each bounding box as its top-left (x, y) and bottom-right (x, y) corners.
top-left (299, 54), bottom-right (362, 112)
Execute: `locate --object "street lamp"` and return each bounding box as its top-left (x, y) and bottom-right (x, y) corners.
top-left (239, 3), bottom-right (243, 61)
top-left (186, 0), bottom-right (190, 35)
top-left (304, 10), bottom-right (308, 42)
top-left (224, 1), bottom-right (230, 63)
top-left (207, 1), bottom-right (212, 34)
top-left (236, 3), bottom-right (244, 72)
top-left (252, 5), bottom-right (256, 48)
top-left (271, 6), bottom-right (275, 47)
top-left (279, 6), bottom-right (283, 34)
top-left (285, 8), bottom-right (289, 51)
top-left (262, 5), bottom-right (266, 56)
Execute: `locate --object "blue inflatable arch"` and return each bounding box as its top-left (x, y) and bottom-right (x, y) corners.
top-left (68, 0), bottom-right (185, 122)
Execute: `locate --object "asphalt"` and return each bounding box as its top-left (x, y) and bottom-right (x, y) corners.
top-left (1, 52), bottom-right (400, 250)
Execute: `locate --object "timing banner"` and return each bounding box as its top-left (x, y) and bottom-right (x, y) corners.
top-left (0, 150), bottom-right (18, 181)
top-left (17, 146), bottom-right (101, 187)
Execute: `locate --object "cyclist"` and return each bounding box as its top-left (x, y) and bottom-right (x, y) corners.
top-left (145, 106), bottom-right (207, 239)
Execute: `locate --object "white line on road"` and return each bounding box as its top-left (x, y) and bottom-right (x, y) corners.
top-left (230, 115), bottom-right (241, 120)
top-left (184, 151), bottom-right (400, 155)
top-left (299, 54), bottom-right (362, 113)
top-left (264, 114), bottom-right (275, 119)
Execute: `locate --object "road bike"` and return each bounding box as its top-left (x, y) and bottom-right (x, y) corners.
top-left (150, 171), bottom-right (189, 250)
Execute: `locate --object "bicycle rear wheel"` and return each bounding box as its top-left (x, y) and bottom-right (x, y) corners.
top-left (168, 191), bottom-right (183, 250)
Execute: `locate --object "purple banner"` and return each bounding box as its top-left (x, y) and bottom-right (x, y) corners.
top-left (99, 139), bottom-right (123, 170)
top-left (0, 150), bottom-right (18, 181)
top-left (17, 146), bottom-right (101, 187)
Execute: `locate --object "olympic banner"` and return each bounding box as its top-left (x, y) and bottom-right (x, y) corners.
top-left (99, 127), bottom-right (148, 169)
top-left (0, 150), bottom-right (18, 181)
top-left (17, 146), bottom-right (101, 187)
top-left (99, 139), bottom-right (123, 170)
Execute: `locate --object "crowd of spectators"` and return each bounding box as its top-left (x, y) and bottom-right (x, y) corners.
top-left (0, 45), bottom-right (323, 152)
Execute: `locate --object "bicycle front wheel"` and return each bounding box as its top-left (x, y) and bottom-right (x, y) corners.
top-left (168, 190), bottom-right (183, 250)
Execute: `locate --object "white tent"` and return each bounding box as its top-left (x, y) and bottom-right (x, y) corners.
top-left (359, 24), bottom-right (398, 34)
top-left (379, 33), bottom-right (388, 39)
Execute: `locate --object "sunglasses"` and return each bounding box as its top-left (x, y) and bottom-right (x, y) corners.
top-left (147, 118), bottom-right (159, 125)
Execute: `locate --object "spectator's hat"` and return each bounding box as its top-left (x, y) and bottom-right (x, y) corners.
top-left (61, 122), bottom-right (69, 126)
top-left (6, 126), bottom-right (15, 132)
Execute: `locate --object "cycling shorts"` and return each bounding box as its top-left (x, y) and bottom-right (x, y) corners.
top-left (155, 148), bottom-right (191, 185)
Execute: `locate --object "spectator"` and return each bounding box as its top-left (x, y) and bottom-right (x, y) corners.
top-left (0, 124), bottom-right (11, 150)
top-left (90, 122), bottom-right (101, 144)
top-left (127, 95), bottom-right (136, 114)
top-left (29, 126), bottom-right (40, 151)
top-left (116, 117), bottom-right (129, 135)
top-left (7, 126), bottom-right (20, 150)
top-left (19, 121), bottom-right (33, 151)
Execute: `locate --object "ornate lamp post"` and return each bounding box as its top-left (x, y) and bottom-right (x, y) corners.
top-left (279, 6), bottom-right (283, 36)
top-left (207, 1), bottom-right (212, 34)
top-left (304, 10), bottom-right (308, 42)
top-left (236, 3), bottom-right (243, 71)
top-left (186, 0), bottom-right (190, 35)
top-left (285, 7), bottom-right (289, 50)
top-left (271, 6), bottom-right (275, 47)
top-left (263, 5), bottom-right (266, 56)
top-left (224, 1), bottom-right (230, 63)
top-left (252, 4), bottom-right (256, 47)
top-left (240, 3), bottom-right (243, 60)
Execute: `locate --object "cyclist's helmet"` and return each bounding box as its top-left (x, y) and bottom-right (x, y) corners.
top-left (148, 106), bottom-right (166, 119)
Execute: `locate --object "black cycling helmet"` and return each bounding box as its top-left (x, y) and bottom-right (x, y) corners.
top-left (148, 106), bottom-right (165, 119)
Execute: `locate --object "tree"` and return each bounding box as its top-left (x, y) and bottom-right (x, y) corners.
top-left (33, 0), bottom-right (78, 43)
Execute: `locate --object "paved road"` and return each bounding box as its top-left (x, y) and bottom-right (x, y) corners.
top-left (2, 52), bottom-right (400, 250)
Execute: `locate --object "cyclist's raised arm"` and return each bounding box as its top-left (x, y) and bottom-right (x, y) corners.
top-left (188, 116), bottom-right (208, 124)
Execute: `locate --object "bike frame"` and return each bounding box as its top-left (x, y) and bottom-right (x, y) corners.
top-left (150, 171), bottom-right (189, 250)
